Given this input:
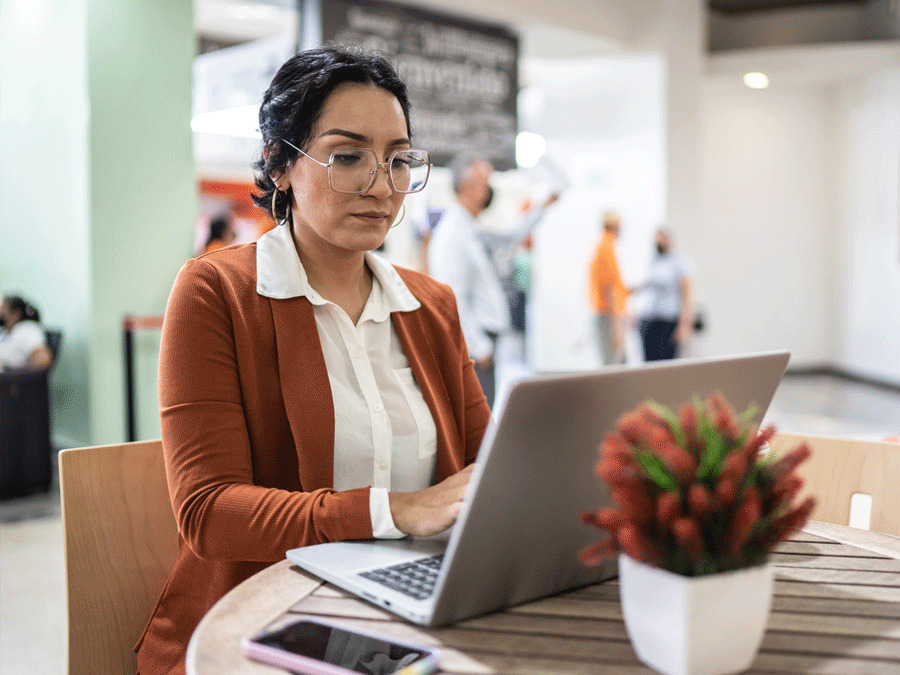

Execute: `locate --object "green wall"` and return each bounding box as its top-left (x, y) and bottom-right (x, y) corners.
top-left (0, 0), bottom-right (195, 447)
top-left (0, 0), bottom-right (92, 446)
top-left (86, 0), bottom-right (196, 444)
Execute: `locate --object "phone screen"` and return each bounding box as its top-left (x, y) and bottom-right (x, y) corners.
top-left (252, 620), bottom-right (430, 674)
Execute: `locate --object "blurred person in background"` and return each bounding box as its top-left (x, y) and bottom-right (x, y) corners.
top-left (636, 226), bottom-right (695, 361)
top-left (428, 153), bottom-right (557, 407)
top-left (138, 47), bottom-right (490, 674)
top-left (588, 211), bottom-right (628, 366)
top-left (201, 213), bottom-right (237, 254)
top-left (0, 295), bottom-right (52, 371)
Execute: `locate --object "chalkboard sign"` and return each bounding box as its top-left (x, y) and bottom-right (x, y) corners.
top-left (322, 0), bottom-right (519, 170)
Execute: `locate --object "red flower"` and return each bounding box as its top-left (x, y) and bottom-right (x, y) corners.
top-left (581, 394), bottom-right (815, 576)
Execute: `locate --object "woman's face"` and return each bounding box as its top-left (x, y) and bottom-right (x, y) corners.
top-left (282, 83), bottom-right (409, 260)
top-left (0, 300), bottom-right (14, 328)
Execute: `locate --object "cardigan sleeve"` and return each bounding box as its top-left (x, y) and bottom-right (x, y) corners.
top-left (158, 258), bottom-right (372, 563)
top-left (456, 302), bottom-right (492, 466)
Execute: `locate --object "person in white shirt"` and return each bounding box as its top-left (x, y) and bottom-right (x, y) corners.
top-left (0, 296), bottom-right (52, 371)
top-left (427, 154), bottom-right (556, 406)
top-left (637, 227), bottom-right (695, 361)
top-left (139, 47), bottom-right (491, 673)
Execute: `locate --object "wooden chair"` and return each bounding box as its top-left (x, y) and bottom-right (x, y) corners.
top-left (769, 431), bottom-right (900, 536)
top-left (59, 439), bottom-right (179, 674)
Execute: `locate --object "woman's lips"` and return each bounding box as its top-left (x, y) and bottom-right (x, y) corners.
top-left (353, 211), bottom-right (390, 224)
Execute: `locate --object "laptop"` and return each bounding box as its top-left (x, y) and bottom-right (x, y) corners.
top-left (287, 350), bottom-right (790, 627)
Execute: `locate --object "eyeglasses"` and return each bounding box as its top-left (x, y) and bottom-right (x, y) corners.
top-left (281, 139), bottom-right (431, 194)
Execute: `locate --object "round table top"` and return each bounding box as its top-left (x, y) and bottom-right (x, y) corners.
top-left (187, 522), bottom-right (900, 674)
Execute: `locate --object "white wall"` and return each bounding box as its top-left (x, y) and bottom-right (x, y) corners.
top-left (697, 80), bottom-right (836, 366)
top-left (833, 69), bottom-right (900, 384)
top-left (521, 56), bottom-right (667, 371)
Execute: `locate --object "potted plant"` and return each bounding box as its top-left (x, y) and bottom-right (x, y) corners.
top-left (581, 393), bottom-right (816, 675)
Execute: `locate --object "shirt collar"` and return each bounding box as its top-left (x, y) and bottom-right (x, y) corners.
top-left (256, 223), bottom-right (420, 317)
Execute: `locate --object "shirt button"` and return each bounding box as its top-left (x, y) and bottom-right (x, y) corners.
top-left (373, 403), bottom-right (383, 412)
top-left (379, 461), bottom-right (388, 470)
top-left (353, 348), bottom-right (364, 359)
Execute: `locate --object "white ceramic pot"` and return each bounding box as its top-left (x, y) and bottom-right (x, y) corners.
top-left (618, 554), bottom-right (774, 675)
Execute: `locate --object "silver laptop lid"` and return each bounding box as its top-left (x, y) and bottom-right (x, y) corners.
top-left (428, 351), bottom-right (789, 625)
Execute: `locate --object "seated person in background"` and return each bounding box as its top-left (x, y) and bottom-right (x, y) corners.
top-left (136, 46), bottom-right (489, 674)
top-left (201, 214), bottom-right (237, 254)
top-left (0, 295), bottom-right (52, 371)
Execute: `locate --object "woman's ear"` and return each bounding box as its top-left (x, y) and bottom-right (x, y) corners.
top-left (269, 170), bottom-right (285, 190)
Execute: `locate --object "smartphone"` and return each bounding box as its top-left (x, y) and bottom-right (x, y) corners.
top-left (241, 615), bottom-right (440, 675)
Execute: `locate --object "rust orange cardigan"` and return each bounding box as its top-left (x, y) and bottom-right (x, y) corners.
top-left (136, 242), bottom-right (490, 674)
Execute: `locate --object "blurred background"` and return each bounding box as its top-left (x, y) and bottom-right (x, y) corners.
top-left (1, 0), bottom-right (900, 669)
top-left (2, 0), bottom-right (899, 447)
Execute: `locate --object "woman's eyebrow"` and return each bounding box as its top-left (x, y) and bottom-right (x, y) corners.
top-left (319, 128), bottom-right (410, 146)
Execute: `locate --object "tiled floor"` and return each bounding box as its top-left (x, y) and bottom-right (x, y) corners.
top-left (0, 484), bottom-right (65, 675)
top-left (2, 372), bottom-right (899, 674)
top-left (765, 373), bottom-right (900, 440)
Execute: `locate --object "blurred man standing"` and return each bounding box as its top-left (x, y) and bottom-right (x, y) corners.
top-left (428, 154), bottom-right (556, 407)
top-left (428, 157), bottom-right (506, 407)
top-left (589, 211), bottom-right (628, 365)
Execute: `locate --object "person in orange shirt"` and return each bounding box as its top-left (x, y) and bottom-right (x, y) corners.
top-left (588, 211), bottom-right (628, 365)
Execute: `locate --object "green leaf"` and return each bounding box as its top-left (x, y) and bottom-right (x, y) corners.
top-left (633, 449), bottom-right (680, 492)
top-left (740, 459), bottom-right (763, 491)
top-left (735, 403), bottom-right (759, 445)
top-left (737, 402), bottom-right (759, 426)
top-left (697, 426), bottom-right (729, 479)
top-left (646, 400), bottom-right (687, 448)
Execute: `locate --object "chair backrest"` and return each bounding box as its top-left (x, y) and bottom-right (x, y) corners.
top-left (44, 329), bottom-right (62, 367)
top-left (59, 439), bottom-right (179, 675)
top-left (769, 431), bottom-right (900, 536)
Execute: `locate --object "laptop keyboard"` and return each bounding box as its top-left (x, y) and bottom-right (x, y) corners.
top-left (359, 554), bottom-right (444, 600)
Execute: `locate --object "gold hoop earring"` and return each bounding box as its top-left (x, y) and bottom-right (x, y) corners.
top-left (390, 203), bottom-right (406, 229)
top-left (271, 189), bottom-right (280, 223)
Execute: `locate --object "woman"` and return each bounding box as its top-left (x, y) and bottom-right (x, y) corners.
top-left (136, 47), bottom-right (490, 674)
top-left (0, 296), bottom-right (52, 371)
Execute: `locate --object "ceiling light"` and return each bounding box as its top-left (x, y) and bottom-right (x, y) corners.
top-left (743, 72), bottom-right (769, 89)
top-left (516, 131), bottom-right (547, 169)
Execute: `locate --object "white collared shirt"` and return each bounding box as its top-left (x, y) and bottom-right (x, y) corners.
top-left (257, 224), bottom-right (437, 538)
top-left (427, 202), bottom-right (511, 360)
top-left (0, 320), bottom-right (46, 370)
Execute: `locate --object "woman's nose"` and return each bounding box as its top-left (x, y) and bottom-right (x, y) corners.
top-left (365, 162), bottom-right (394, 197)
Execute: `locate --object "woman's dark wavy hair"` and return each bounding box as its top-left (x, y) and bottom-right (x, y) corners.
top-left (251, 46), bottom-right (412, 225)
top-left (3, 295), bottom-right (40, 323)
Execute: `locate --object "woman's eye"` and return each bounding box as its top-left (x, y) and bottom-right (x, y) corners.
top-left (332, 151), bottom-right (365, 166)
top-left (391, 155), bottom-right (410, 170)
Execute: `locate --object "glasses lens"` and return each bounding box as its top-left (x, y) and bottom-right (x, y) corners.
top-left (391, 150), bottom-right (430, 194)
top-left (329, 148), bottom-right (378, 193)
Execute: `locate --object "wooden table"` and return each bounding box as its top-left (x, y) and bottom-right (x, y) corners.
top-left (187, 522), bottom-right (900, 674)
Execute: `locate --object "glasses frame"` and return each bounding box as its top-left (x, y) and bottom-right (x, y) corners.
top-left (280, 138), bottom-right (431, 195)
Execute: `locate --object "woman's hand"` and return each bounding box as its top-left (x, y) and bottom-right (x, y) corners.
top-left (388, 465), bottom-right (475, 536)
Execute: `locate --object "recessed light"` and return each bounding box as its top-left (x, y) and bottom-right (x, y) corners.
top-left (743, 72), bottom-right (769, 89)
top-left (516, 131), bottom-right (547, 169)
